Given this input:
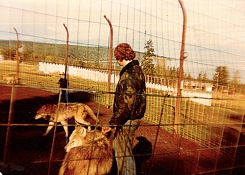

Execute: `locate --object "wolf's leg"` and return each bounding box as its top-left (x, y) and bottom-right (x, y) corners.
top-left (75, 120), bottom-right (91, 131)
top-left (75, 115), bottom-right (90, 125)
top-left (60, 120), bottom-right (69, 137)
top-left (75, 113), bottom-right (91, 130)
top-left (43, 122), bottom-right (55, 136)
top-left (84, 105), bottom-right (99, 122)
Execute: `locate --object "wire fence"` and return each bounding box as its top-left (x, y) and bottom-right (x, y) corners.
top-left (0, 59), bottom-right (244, 174)
top-left (0, 0), bottom-right (245, 174)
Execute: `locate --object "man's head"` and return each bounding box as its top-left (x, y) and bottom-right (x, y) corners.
top-left (114, 43), bottom-right (135, 62)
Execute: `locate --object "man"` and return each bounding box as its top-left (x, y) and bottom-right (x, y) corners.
top-left (102, 43), bottom-right (146, 175)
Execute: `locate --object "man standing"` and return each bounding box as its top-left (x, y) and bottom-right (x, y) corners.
top-left (102, 43), bottom-right (146, 175)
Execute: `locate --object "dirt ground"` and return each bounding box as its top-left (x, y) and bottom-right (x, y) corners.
top-left (0, 86), bottom-right (244, 175)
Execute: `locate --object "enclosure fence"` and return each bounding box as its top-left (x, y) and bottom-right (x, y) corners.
top-left (0, 0), bottom-right (245, 174)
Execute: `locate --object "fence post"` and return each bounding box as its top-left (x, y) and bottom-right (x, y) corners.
top-left (3, 28), bottom-right (20, 164)
top-left (13, 27), bottom-right (20, 80)
top-left (63, 24), bottom-right (69, 80)
top-left (58, 24), bottom-right (69, 102)
top-left (175, 0), bottom-right (188, 134)
top-left (104, 15), bottom-right (113, 108)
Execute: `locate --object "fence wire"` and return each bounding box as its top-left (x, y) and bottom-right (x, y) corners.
top-left (0, 0), bottom-right (245, 174)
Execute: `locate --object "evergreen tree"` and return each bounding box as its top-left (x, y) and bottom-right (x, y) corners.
top-left (202, 72), bottom-right (209, 82)
top-left (169, 66), bottom-right (178, 79)
top-left (187, 73), bottom-right (193, 81)
top-left (0, 47), bottom-right (16, 60)
top-left (197, 71), bottom-right (202, 81)
top-left (230, 70), bottom-right (241, 90)
top-left (213, 66), bottom-right (229, 88)
top-left (141, 39), bottom-right (155, 75)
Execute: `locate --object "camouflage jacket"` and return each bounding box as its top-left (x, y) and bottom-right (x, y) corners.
top-left (109, 60), bottom-right (146, 127)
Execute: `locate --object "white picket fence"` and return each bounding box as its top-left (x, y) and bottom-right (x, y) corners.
top-left (38, 62), bottom-right (212, 106)
top-left (38, 62), bottom-right (119, 83)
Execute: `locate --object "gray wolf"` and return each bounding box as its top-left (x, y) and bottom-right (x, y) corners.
top-left (35, 103), bottom-right (99, 137)
top-left (59, 126), bottom-right (114, 175)
top-left (3, 74), bottom-right (19, 84)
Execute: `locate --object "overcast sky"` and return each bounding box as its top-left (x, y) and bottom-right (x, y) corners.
top-left (0, 0), bottom-right (244, 81)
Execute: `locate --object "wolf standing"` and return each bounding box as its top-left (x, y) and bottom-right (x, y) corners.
top-left (35, 103), bottom-right (98, 137)
top-left (102, 43), bottom-right (146, 175)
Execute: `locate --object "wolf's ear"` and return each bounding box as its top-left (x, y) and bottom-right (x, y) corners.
top-left (41, 105), bottom-right (47, 110)
top-left (80, 127), bottom-right (87, 137)
top-left (75, 125), bottom-right (87, 137)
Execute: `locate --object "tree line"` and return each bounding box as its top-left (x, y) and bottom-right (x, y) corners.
top-left (0, 39), bottom-right (244, 92)
top-left (140, 39), bottom-right (244, 93)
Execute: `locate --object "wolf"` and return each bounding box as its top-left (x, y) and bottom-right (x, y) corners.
top-left (59, 126), bottom-right (114, 175)
top-left (35, 103), bottom-right (99, 137)
top-left (3, 74), bottom-right (19, 84)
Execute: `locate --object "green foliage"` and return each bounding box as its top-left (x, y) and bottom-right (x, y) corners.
top-left (0, 40), bottom-right (110, 66)
top-left (230, 70), bottom-right (241, 91)
top-left (183, 72), bottom-right (193, 81)
top-left (196, 71), bottom-right (209, 83)
top-left (0, 41), bottom-right (16, 60)
top-left (231, 70), bottom-right (241, 85)
top-left (197, 71), bottom-right (202, 81)
top-left (45, 55), bottom-right (57, 63)
top-left (141, 39), bottom-right (156, 75)
top-left (0, 47), bottom-right (16, 60)
top-left (170, 66), bottom-right (178, 79)
top-left (213, 66), bottom-right (229, 88)
top-left (202, 72), bottom-right (209, 82)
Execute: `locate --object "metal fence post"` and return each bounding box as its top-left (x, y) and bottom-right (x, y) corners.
top-left (175, 0), bottom-right (188, 134)
top-left (104, 15), bottom-right (113, 108)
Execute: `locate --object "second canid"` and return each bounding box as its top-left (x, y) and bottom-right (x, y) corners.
top-left (3, 74), bottom-right (19, 84)
top-left (59, 126), bottom-right (114, 175)
top-left (35, 103), bottom-right (99, 137)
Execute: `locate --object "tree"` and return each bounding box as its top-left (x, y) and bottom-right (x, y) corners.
top-left (213, 66), bottom-right (229, 88)
top-left (141, 39), bottom-right (155, 75)
top-left (0, 47), bottom-right (16, 60)
top-left (22, 44), bottom-right (34, 62)
top-left (197, 71), bottom-right (202, 81)
top-left (187, 73), bottom-right (193, 81)
top-left (196, 71), bottom-right (209, 83)
top-left (45, 55), bottom-right (56, 63)
top-left (170, 66), bottom-right (178, 79)
top-left (202, 72), bottom-right (209, 82)
top-left (230, 70), bottom-right (241, 91)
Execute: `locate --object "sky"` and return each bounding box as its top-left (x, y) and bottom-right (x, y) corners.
top-left (0, 0), bottom-right (244, 82)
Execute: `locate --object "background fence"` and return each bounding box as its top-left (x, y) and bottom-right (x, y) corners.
top-left (0, 0), bottom-right (245, 174)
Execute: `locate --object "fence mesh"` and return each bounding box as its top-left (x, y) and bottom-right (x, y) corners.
top-left (0, 0), bottom-right (245, 174)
